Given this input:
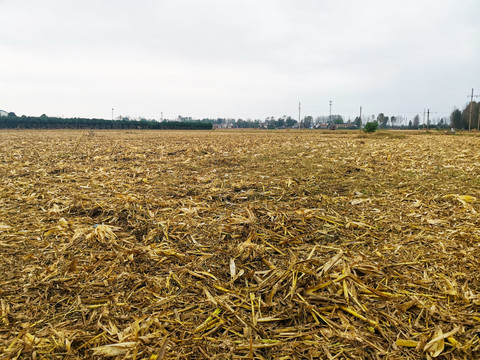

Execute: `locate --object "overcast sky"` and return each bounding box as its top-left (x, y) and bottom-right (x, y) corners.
top-left (1, 0), bottom-right (479, 121)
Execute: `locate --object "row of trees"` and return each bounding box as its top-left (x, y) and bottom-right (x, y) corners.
top-left (0, 114), bottom-right (213, 130)
top-left (6, 105), bottom-right (476, 130)
top-left (198, 116), bottom-right (299, 129)
top-left (363, 113), bottom-right (449, 130)
top-left (202, 115), bottom-right (351, 129)
top-left (370, 102), bottom-right (480, 130)
top-left (450, 101), bottom-right (479, 130)
top-left (0, 112), bottom-right (352, 130)
top-left (173, 104), bottom-right (479, 130)
top-left (370, 113), bottom-right (416, 129)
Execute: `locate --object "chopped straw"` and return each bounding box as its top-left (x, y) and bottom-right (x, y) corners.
top-left (0, 129), bottom-right (479, 359)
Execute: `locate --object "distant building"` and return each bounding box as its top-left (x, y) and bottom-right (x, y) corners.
top-left (334, 123), bottom-right (356, 129)
top-left (0, 110), bottom-right (8, 117)
top-left (213, 123), bottom-right (233, 129)
top-left (314, 123), bottom-right (358, 130)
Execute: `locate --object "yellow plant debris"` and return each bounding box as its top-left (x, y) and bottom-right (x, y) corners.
top-left (0, 129), bottom-right (479, 359)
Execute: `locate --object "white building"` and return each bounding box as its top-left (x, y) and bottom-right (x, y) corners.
top-left (0, 110), bottom-right (8, 117)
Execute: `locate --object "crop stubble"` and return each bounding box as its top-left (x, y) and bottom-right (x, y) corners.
top-left (0, 129), bottom-right (479, 359)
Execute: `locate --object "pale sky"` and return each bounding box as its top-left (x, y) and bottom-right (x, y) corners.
top-left (1, 0), bottom-right (479, 122)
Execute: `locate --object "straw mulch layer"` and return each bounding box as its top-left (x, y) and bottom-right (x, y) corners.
top-left (0, 130), bottom-right (479, 359)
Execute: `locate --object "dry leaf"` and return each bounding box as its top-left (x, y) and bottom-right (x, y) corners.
top-left (91, 342), bottom-right (137, 356)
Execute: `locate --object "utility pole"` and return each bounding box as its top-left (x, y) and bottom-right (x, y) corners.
top-left (469, 88), bottom-right (473, 131)
top-left (359, 106), bottom-right (362, 128)
top-left (329, 100), bottom-right (332, 124)
top-left (298, 101), bottom-right (301, 129)
top-left (467, 88), bottom-right (480, 131)
top-left (161, 111), bottom-right (163, 122)
top-left (423, 109), bottom-right (425, 129)
top-left (427, 109), bottom-right (430, 130)
top-left (112, 108), bottom-right (114, 121)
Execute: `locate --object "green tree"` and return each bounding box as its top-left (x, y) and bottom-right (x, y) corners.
top-left (353, 116), bottom-right (362, 128)
top-left (413, 114), bottom-right (420, 129)
top-left (450, 109), bottom-right (463, 129)
top-left (333, 116), bottom-right (344, 124)
top-left (461, 101), bottom-right (479, 129)
top-left (390, 116), bottom-right (396, 128)
top-left (382, 116), bottom-right (389, 128)
top-left (285, 117), bottom-right (297, 128)
top-left (377, 113), bottom-right (387, 128)
top-left (364, 121), bottom-right (378, 133)
top-left (301, 116), bottom-right (313, 128)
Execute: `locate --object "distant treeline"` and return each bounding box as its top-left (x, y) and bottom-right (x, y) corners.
top-left (0, 115), bottom-right (213, 130)
top-left (450, 101), bottom-right (480, 130)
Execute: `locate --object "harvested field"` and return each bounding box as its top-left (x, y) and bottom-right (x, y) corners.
top-left (0, 129), bottom-right (479, 359)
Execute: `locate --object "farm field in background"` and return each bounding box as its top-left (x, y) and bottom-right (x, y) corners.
top-left (0, 129), bottom-right (479, 359)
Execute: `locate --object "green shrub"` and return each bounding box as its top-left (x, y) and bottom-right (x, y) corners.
top-left (363, 121), bottom-right (378, 133)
